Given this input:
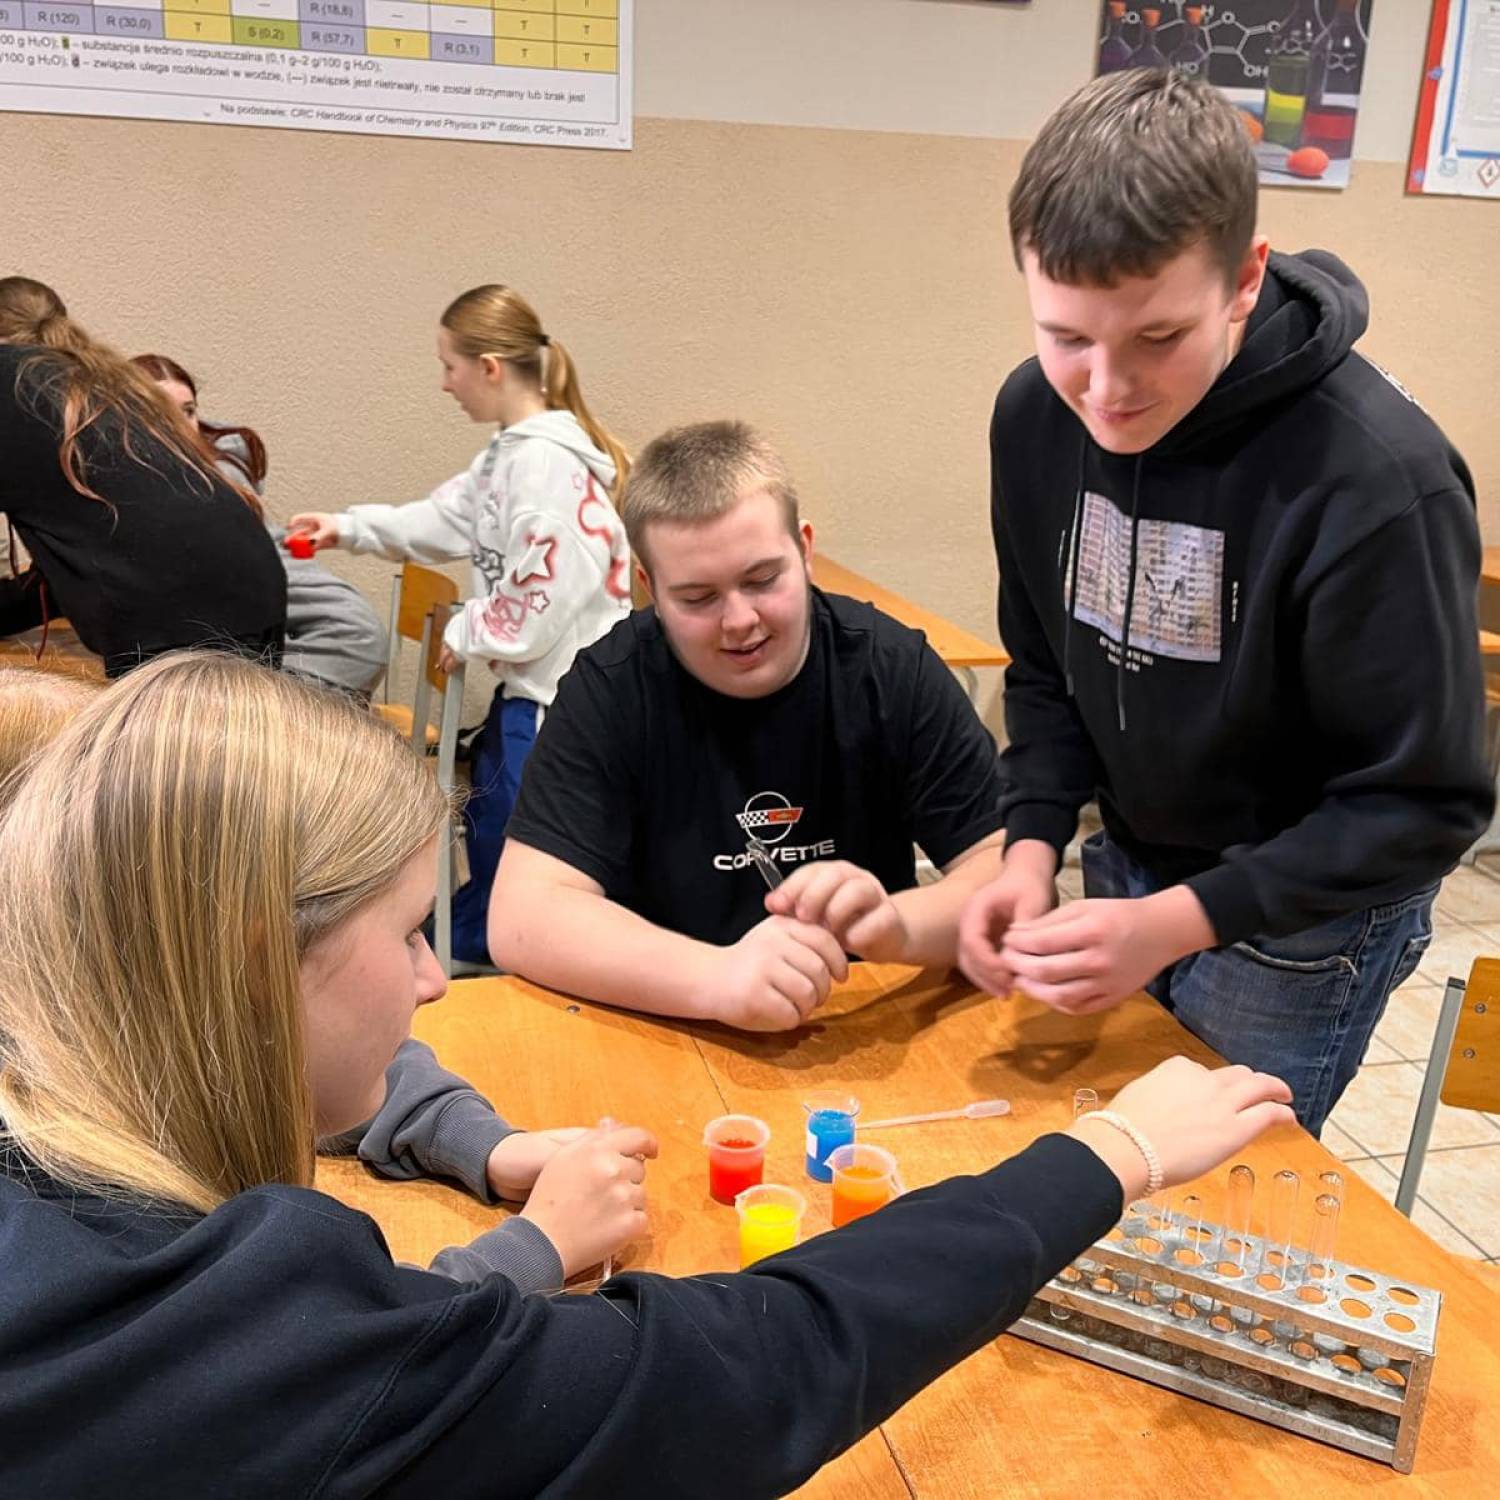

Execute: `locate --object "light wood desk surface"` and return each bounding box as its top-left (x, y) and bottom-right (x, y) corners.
top-left (316, 968), bottom-right (1500, 1498)
top-left (0, 620), bottom-right (105, 680)
top-left (811, 556), bottom-right (1008, 671)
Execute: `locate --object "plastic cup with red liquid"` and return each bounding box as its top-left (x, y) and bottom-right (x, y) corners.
top-left (703, 1114), bottom-right (771, 1205)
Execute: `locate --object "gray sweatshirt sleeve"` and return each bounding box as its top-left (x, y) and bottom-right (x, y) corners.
top-left (319, 1040), bottom-right (565, 1293)
top-left (430, 1217), bottom-right (565, 1292)
top-left (269, 525), bottom-right (390, 696)
top-left (319, 1038), bottom-right (521, 1202)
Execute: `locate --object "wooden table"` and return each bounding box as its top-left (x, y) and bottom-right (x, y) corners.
top-left (812, 556), bottom-right (1008, 697)
top-left (316, 968), bottom-right (1500, 1497)
top-left (0, 619), bottom-right (105, 680)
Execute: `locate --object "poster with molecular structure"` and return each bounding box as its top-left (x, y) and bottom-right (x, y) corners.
top-left (0, 0), bottom-right (630, 147)
top-left (1095, 2), bottom-right (1376, 190)
top-left (1408, 0), bottom-right (1500, 199)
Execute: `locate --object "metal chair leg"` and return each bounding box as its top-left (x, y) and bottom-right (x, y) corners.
top-left (1395, 976), bottom-right (1469, 1215)
top-left (432, 655), bottom-right (464, 980)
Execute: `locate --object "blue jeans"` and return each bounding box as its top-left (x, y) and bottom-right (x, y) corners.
top-left (449, 691), bottom-right (539, 965)
top-left (1081, 832), bottom-right (1436, 1136)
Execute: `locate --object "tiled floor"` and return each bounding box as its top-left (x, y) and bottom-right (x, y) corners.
top-left (1058, 845), bottom-right (1500, 1266)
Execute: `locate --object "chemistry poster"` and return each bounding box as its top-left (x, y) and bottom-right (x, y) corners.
top-left (1408, 0), bottom-right (1500, 198)
top-left (0, 0), bottom-right (632, 148)
top-left (1094, 2), bottom-right (1376, 190)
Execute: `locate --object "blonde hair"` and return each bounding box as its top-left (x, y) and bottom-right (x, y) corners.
top-left (0, 653), bottom-right (451, 1213)
top-left (440, 284), bottom-right (632, 491)
top-left (620, 420), bottom-right (800, 571)
top-left (0, 668), bottom-right (101, 808)
top-left (0, 276), bottom-right (248, 505)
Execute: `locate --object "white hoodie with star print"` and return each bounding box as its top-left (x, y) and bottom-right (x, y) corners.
top-left (336, 410), bottom-right (629, 706)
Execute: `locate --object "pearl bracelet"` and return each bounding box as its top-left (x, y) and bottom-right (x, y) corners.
top-left (1084, 1109), bottom-right (1164, 1197)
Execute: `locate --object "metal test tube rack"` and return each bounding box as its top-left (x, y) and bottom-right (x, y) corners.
top-left (1010, 1204), bottom-right (1441, 1472)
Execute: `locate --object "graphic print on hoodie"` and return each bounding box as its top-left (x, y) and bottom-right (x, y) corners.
top-left (339, 409), bottom-right (630, 707)
top-left (991, 250), bottom-right (1492, 948)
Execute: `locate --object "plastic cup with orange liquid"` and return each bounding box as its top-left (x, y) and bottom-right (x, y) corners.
top-left (828, 1142), bottom-right (902, 1228)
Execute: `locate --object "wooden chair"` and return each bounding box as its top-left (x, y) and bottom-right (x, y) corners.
top-left (372, 564), bottom-right (460, 751)
top-left (1396, 955), bottom-right (1500, 1214)
top-left (426, 603), bottom-right (468, 980)
top-left (368, 565), bottom-right (467, 977)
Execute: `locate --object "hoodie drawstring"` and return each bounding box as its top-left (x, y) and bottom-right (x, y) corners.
top-left (1061, 440), bottom-right (1087, 698)
top-left (1116, 455), bottom-right (1144, 734)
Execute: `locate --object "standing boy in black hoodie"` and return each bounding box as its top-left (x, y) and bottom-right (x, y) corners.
top-left (958, 70), bottom-right (1492, 1134)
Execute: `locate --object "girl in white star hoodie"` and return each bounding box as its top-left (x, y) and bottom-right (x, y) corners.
top-left (291, 285), bottom-right (631, 964)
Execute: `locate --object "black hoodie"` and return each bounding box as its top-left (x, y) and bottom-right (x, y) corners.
top-left (0, 1132), bottom-right (1117, 1498)
top-left (0, 345), bottom-right (286, 675)
top-left (991, 250), bottom-right (1491, 945)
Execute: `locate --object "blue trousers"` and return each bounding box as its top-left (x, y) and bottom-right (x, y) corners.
top-left (449, 691), bottom-right (539, 965)
top-left (1081, 832), bottom-right (1436, 1136)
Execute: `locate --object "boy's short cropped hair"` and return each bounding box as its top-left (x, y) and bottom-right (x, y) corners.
top-left (1008, 68), bottom-right (1258, 289)
top-left (621, 420), bottom-right (800, 569)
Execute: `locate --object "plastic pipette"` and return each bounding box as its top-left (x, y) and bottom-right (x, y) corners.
top-left (860, 1099), bottom-right (1011, 1130)
top-left (599, 1115), bottom-right (619, 1284)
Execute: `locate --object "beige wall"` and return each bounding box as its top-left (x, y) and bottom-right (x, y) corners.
top-left (2, 0), bottom-right (1494, 729)
top-left (637, 0), bottom-right (1430, 162)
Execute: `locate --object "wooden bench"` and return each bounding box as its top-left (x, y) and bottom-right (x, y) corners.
top-left (811, 555), bottom-right (1007, 699)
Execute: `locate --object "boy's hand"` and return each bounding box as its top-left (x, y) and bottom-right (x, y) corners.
top-left (1000, 886), bottom-right (1215, 1014)
top-left (764, 860), bottom-right (909, 962)
top-left (707, 915), bottom-right (849, 1031)
top-left (957, 842), bottom-right (1057, 995)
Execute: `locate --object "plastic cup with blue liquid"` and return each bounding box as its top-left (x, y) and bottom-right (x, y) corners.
top-left (802, 1091), bottom-right (861, 1183)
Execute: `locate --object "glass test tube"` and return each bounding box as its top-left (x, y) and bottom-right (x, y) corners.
top-left (1178, 1191), bottom-right (1211, 1311)
top-left (1309, 1192), bottom-right (1341, 1279)
top-left (1223, 1163), bottom-right (1255, 1271)
top-left (1071, 1089), bottom-right (1102, 1275)
top-left (1268, 1169), bottom-right (1301, 1286)
top-left (1180, 1193), bottom-right (1205, 1249)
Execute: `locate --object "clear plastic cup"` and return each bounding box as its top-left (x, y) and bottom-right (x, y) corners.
top-left (802, 1090), bottom-right (861, 1183)
top-left (703, 1114), bottom-right (770, 1205)
top-left (735, 1183), bottom-right (807, 1267)
top-left (828, 1142), bottom-right (901, 1228)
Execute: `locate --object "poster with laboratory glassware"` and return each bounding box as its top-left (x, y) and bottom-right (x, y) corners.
top-left (1407, 0), bottom-right (1500, 198)
top-left (1094, 2), bottom-right (1376, 190)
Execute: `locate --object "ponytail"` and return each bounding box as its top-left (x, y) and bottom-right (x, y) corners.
top-left (441, 282), bottom-right (632, 497)
top-left (542, 338), bottom-right (632, 492)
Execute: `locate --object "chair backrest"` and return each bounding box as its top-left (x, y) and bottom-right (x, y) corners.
top-left (381, 563), bottom-right (461, 727)
top-left (1440, 956), bottom-right (1500, 1113)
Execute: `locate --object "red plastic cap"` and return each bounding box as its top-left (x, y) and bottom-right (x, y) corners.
top-left (286, 534), bottom-right (315, 560)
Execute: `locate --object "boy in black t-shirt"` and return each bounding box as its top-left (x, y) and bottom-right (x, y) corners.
top-left (493, 421), bottom-right (1007, 1031)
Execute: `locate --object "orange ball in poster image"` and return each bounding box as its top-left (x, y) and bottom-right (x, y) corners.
top-left (1286, 146), bottom-right (1331, 179)
top-left (1238, 109), bottom-right (1264, 142)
